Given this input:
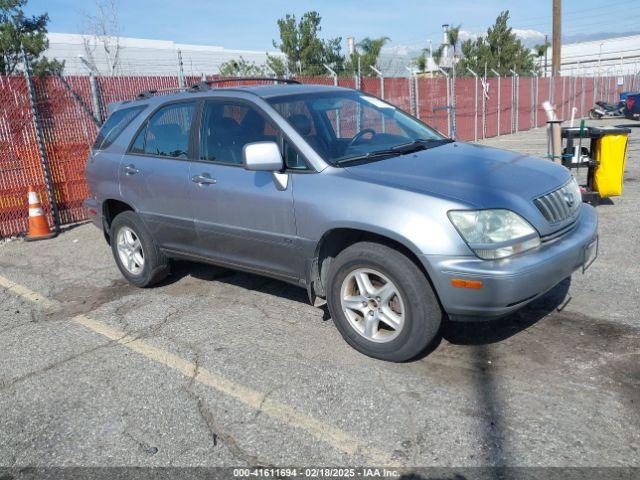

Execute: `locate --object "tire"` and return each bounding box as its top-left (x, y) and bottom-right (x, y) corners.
top-left (109, 211), bottom-right (169, 288)
top-left (588, 109), bottom-right (601, 120)
top-left (326, 241), bottom-right (442, 362)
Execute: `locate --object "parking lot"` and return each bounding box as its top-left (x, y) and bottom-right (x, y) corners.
top-left (0, 119), bottom-right (639, 470)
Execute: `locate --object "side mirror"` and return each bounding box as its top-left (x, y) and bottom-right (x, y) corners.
top-left (243, 142), bottom-right (283, 171)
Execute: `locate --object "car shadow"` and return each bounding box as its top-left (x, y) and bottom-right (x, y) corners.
top-left (163, 259), bottom-right (309, 300)
top-left (165, 259), bottom-right (336, 321)
top-left (166, 260), bottom-right (572, 351)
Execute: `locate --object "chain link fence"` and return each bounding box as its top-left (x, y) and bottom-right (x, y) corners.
top-left (0, 72), bottom-right (633, 238)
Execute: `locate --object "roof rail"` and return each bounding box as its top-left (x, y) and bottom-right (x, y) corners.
top-left (136, 78), bottom-right (300, 101)
top-left (188, 77), bottom-right (301, 92)
top-left (136, 86), bottom-right (190, 100)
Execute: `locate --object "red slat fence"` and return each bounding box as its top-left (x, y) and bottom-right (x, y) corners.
top-left (0, 73), bottom-right (628, 237)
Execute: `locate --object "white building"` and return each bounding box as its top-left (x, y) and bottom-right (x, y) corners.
top-left (46, 32), bottom-right (419, 78)
top-left (542, 34), bottom-right (640, 76)
top-left (45, 32), bottom-right (284, 76)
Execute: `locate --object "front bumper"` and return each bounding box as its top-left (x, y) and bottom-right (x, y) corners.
top-left (421, 204), bottom-right (598, 320)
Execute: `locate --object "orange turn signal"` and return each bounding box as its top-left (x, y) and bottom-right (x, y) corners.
top-left (451, 278), bottom-right (483, 289)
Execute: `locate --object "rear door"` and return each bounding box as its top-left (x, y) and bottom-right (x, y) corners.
top-left (188, 98), bottom-right (300, 280)
top-left (119, 100), bottom-right (197, 250)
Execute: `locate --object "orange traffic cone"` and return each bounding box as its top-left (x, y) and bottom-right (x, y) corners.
top-left (25, 186), bottom-right (57, 242)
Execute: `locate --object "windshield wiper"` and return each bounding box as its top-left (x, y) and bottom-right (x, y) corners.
top-left (336, 138), bottom-right (454, 166)
top-left (335, 149), bottom-right (402, 165)
top-left (396, 138), bottom-right (454, 150)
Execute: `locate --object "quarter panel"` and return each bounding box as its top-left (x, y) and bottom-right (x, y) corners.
top-left (85, 149), bottom-right (123, 206)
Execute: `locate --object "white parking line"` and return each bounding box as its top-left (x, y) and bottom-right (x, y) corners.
top-left (0, 274), bottom-right (393, 464)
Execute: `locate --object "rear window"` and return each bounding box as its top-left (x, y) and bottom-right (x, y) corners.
top-left (93, 106), bottom-right (145, 150)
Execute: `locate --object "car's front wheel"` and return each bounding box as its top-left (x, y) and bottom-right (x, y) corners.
top-left (110, 211), bottom-right (169, 288)
top-left (326, 242), bottom-right (442, 362)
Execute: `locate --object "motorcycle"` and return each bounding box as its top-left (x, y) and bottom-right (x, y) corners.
top-left (588, 100), bottom-right (626, 119)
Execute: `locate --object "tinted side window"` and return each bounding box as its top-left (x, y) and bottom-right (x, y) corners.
top-left (142, 102), bottom-right (195, 158)
top-left (93, 106), bottom-right (145, 150)
top-left (200, 101), bottom-right (278, 165)
top-left (130, 126), bottom-right (146, 154)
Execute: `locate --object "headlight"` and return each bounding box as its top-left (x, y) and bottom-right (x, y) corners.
top-left (448, 209), bottom-right (540, 260)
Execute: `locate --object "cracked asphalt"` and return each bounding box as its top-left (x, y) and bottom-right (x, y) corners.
top-left (0, 119), bottom-right (639, 469)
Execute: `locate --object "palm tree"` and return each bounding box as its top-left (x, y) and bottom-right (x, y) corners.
top-left (432, 45), bottom-right (444, 67)
top-left (533, 41), bottom-right (550, 72)
top-left (448, 25), bottom-right (461, 56)
top-left (355, 36), bottom-right (390, 75)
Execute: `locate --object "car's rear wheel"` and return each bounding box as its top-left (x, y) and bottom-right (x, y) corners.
top-left (326, 241), bottom-right (442, 362)
top-left (110, 211), bottom-right (169, 287)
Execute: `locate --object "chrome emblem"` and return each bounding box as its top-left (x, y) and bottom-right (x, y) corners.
top-left (563, 191), bottom-right (575, 208)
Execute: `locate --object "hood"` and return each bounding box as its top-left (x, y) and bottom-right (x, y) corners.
top-left (343, 142), bottom-right (572, 234)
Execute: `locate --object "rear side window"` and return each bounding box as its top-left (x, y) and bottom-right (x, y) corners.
top-left (130, 102), bottom-right (195, 158)
top-left (93, 106), bottom-right (145, 150)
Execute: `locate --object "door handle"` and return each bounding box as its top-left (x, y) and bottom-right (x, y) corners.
top-left (123, 164), bottom-right (139, 175)
top-left (191, 173), bottom-right (217, 185)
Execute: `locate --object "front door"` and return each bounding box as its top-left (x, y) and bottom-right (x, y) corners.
top-left (119, 101), bottom-right (196, 249)
top-left (189, 99), bottom-right (299, 280)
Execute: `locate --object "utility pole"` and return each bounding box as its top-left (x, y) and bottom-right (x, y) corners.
top-left (552, 0), bottom-right (561, 76)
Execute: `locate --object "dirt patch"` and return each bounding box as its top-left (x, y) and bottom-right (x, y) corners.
top-left (51, 278), bottom-right (138, 318)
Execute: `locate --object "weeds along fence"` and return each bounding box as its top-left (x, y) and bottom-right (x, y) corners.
top-left (0, 73), bottom-right (633, 238)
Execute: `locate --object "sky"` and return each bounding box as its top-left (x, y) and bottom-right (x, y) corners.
top-left (25, 0), bottom-right (640, 53)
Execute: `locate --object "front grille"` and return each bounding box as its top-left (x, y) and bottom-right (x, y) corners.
top-left (534, 180), bottom-right (582, 224)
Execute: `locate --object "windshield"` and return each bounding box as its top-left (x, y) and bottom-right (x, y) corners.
top-left (268, 90), bottom-right (447, 166)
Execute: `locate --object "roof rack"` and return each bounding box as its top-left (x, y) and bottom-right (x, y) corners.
top-left (188, 77), bottom-right (300, 92)
top-left (136, 86), bottom-right (188, 100)
top-left (135, 77), bottom-right (300, 101)
top-left (209, 77), bottom-right (300, 86)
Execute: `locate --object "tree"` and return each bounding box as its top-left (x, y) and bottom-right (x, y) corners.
top-left (346, 36), bottom-right (389, 76)
top-left (415, 52), bottom-right (427, 73)
top-left (271, 11), bottom-right (344, 76)
top-left (266, 53), bottom-right (287, 77)
top-left (456, 11), bottom-right (534, 76)
top-left (0, 0), bottom-right (63, 75)
top-left (219, 56), bottom-right (267, 77)
top-left (81, 0), bottom-right (120, 75)
top-left (533, 41), bottom-right (550, 71)
top-left (447, 25), bottom-right (461, 57)
top-left (432, 45), bottom-right (444, 67)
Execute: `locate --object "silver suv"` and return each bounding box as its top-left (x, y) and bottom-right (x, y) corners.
top-left (85, 80), bottom-right (598, 361)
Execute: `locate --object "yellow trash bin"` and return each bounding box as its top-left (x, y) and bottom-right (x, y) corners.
top-left (593, 127), bottom-right (630, 198)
